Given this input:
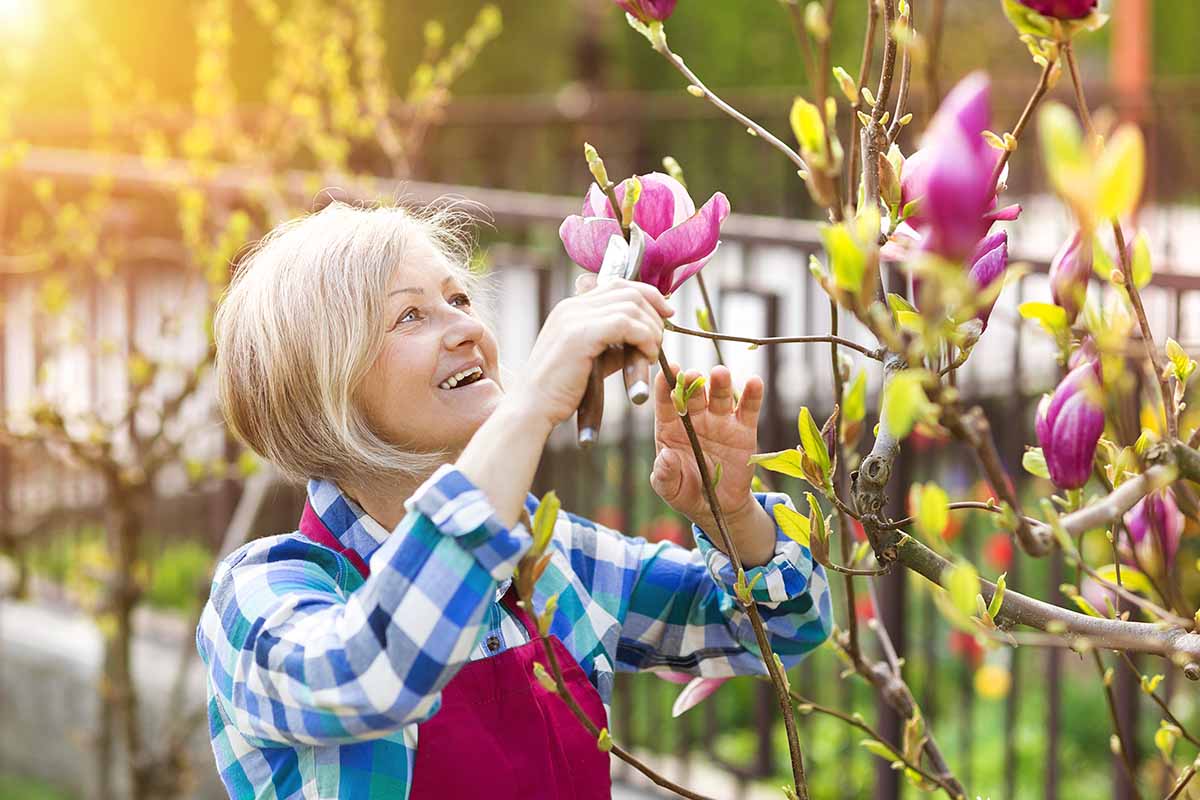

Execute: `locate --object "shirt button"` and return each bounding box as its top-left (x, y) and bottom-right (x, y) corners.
top-left (486, 635), bottom-right (501, 652)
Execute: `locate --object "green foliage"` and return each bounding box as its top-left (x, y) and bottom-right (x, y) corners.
top-left (145, 540), bottom-right (213, 613)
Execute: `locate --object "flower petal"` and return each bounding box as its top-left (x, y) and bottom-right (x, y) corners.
top-left (558, 215), bottom-right (623, 272)
top-left (645, 192), bottom-right (730, 291)
top-left (1048, 390), bottom-right (1103, 489)
top-left (629, 172), bottom-right (694, 238)
top-left (671, 676), bottom-right (729, 718)
top-left (583, 183), bottom-right (616, 219)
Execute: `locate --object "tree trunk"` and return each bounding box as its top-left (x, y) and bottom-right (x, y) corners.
top-left (98, 488), bottom-right (148, 800)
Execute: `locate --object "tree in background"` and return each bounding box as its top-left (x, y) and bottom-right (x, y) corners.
top-left (0, 2), bottom-right (499, 798)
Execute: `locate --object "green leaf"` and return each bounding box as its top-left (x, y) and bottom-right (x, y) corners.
top-left (1070, 594), bottom-right (1104, 617)
top-left (711, 461), bottom-right (723, 490)
top-left (596, 728), bottom-right (613, 752)
top-left (748, 449), bottom-right (806, 479)
top-left (797, 407), bottom-right (832, 482)
top-left (910, 482), bottom-right (949, 541)
top-left (1019, 301), bottom-right (1069, 339)
top-left (684, 375), bottom-right (707, 401)
top-left (945, 561), bottom-right (980, 618)
top-left (988, 572), bottom-right (1007, 619)
top-left (832, 66), bottom-right (857, 102)
top-left (773, 503), bottom-right (811, 548)
top-left (1155, 723), bottom-right (1179, 760)
top-left (1038, 102), bottom-right (1086, 195)
top-left (537, 594), bottom-right (559, 636)
top-left (533, 661), bottom-right (558, 692)
top-left (532, 491), bottom-right (561, 555)
top-left (1166, 338), bottom-right (1197, 385)
top-left (1130, 231), bottom-right (1152, 289)
top-left (882, 370), bottom-right (936, 440)
top-left (1001, 0), bottom-right (1055, 38)
top-left (1140, 674), bottom-right (1164, 695)
top-left (1096, 125), bottom-right (1145, 220)
top-left (887, 292), bottom-right (917, 314)
top-left (695, 307), bottom-right (714, 332)
top-left (789, 97), bottom-right (826, 159)
top-left (1093, 563), bottom-right (1158, 601)
top-left (842, 371), bottom-right (867, 425)
top-left (1023, 447), bottom-right (1050, 479)
top-left (860, 739), bottom-right (902, 764)
top-left (821, 222), bottom-right (867, 297)
top-left (805, 493), bottom-right (827, 544)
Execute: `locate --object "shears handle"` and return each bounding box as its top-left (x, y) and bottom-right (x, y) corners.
top-left (577, 348), bottom-right (651, 447)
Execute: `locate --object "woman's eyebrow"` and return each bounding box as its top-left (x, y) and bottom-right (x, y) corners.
top-left (389, 276), bottom-right (457, 297)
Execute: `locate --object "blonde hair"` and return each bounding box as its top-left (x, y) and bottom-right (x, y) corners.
top-left (214, 199), bottom-right (493, 489)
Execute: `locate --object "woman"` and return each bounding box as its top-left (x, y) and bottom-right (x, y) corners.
top-left (197, 200), bottom-right (831, 799)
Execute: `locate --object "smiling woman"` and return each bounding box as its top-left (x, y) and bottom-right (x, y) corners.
top-left (199, 199), bottom-right (831, 800)
top-left (214, 202), bottom-right (492, 494)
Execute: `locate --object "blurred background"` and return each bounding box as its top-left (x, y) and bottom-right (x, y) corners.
top-left (0, 1), bottom-right (1197, 798)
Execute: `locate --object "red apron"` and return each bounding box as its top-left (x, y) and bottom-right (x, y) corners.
top-left (298, 501), bottom-right (612, 799)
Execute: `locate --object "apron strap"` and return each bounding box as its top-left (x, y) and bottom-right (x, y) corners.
top-left (499, 584), bottom-right (542, 641)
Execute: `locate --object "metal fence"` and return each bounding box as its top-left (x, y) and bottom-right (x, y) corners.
top-left (2, 147), bottom-right (1200, 799)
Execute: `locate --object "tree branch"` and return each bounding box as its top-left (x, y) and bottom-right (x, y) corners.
top-left (895, 535), bottom-right (1200, 671)
top-left (665, 320), bottom-right (883, 359)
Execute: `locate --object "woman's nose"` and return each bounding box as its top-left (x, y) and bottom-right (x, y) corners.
top-left (442, 308), bottom-right (486, 350)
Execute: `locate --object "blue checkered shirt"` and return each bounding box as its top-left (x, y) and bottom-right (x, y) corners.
top-left (196, 464), bottom-right (832, 798)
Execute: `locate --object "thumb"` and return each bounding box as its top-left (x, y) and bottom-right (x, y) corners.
top-left (575, 272), bottom-right (599, 295)
top-left (649, 448), bottom-right (684, 502)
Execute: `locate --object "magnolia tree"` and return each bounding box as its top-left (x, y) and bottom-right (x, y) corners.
top-left (509, 1), bottom-right (1200, 799)
top-left (0, 3), bottom-right (500, 799)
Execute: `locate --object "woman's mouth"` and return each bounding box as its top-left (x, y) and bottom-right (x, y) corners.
top-left (438, 365), bottom-right (487, 390)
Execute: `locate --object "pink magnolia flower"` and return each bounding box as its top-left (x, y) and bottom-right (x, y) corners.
top-left (899, 73), bottom-right (1021, 261)
top-left (559, 172), bottom-right (731, 296)
top-left (880, 225), bottom-right (1010, 328)
top-left (1122, 489), bottom-right (1184, 575)
top-left (616, 0), bottom-right (677, 22)
top-left (1016, 0), bottom-right (1097, 20)
top-left (966, 230), bottom-right (1009, 329)
top-left (1049, 231), bottom-right (1091, 323)
top-left (1034, 360), bottom-right (1104, 490)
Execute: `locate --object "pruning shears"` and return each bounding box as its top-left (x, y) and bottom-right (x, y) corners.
top-left (577, 222), bottom-right (652, 446)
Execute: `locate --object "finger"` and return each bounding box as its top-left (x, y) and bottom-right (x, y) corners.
top-left (707, 365), bottom-right (734, 416)
top-left (649, 448), bottom-right (684, 503)
top-left (654, 362), bottom-right (682, 421)
top-left (735, 375), bottom-right (765, 428)
top-left (600, 314), bottom-right (660, 364)
top-left (575, 273), bottom-right (598, 295)
top-left (611, 279), bottom-right (675, 319)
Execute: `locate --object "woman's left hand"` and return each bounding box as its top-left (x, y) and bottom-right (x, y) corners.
top-left (650, 364), bottom-right (763, 532)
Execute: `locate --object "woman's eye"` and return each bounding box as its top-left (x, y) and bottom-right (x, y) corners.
top-left (451, 293), bottom-right (471, 307)
top-left (393, 307), bottom-right (420, 328)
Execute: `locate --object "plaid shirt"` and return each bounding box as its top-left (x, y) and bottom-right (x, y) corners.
top-left (197, 464), bottom-right (832, 799)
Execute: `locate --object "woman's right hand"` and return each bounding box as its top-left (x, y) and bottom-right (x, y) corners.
top-left (506, 276), bottom-right (675, 429)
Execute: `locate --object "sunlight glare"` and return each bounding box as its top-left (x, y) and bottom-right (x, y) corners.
top-left (0, 0), bottom-right (43, 40)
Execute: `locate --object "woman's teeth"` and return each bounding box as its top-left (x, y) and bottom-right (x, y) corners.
top-left (439, 366), bottom-right (484, 390)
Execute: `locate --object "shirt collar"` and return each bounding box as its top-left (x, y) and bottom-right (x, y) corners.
top-left (306, 478), bottom-right (392, 568)
top-left (305, 476), bottom-right (537, 599)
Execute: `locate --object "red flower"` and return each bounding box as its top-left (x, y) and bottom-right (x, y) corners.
top-left (949, 630), bottom-right (983, 667)
top-left (984, 533), bottom-right (1014, 571)
top-left (855, 595), bottom-right (876, 622)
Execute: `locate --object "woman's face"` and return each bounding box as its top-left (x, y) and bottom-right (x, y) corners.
top-left (358, 234), bottom-right (504, 456)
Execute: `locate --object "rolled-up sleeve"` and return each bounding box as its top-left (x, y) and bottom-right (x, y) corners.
top-left (609, 492), bottom-right (832, 676)
top-left (197, 464), bottom-right (532, 748)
